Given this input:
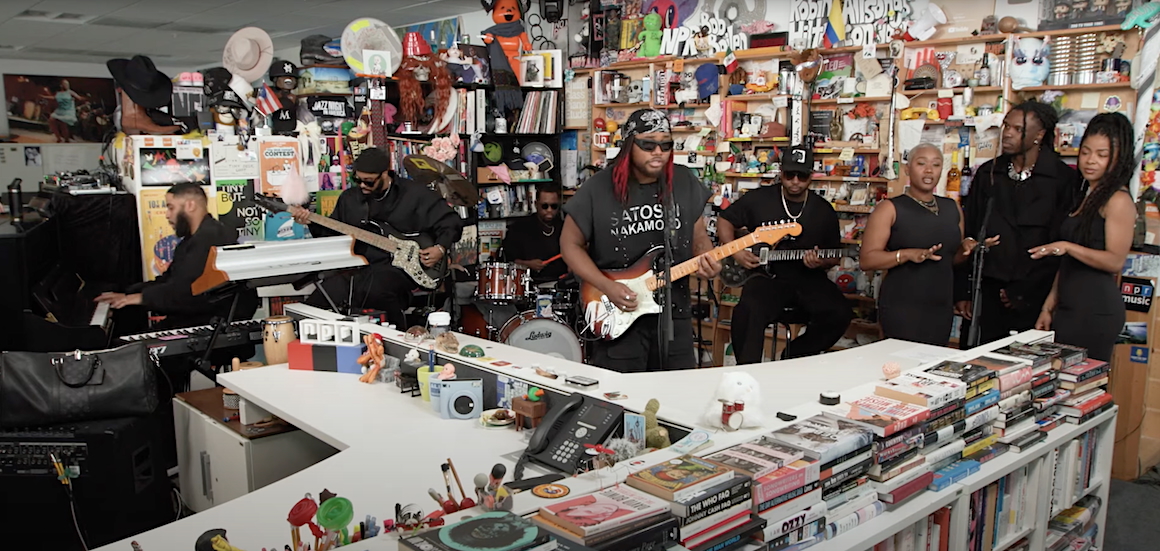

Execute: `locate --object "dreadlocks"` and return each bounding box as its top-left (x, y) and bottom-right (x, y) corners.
top-left (1074, 112), bottom-right (1134, 244)
top-left (1010, 99), bottom-right (1060, 160)
top-left (611, 134), bottom-right (675, 204)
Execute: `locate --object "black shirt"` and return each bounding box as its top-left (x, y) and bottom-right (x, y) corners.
top-left (564, 165), bottom-right (712, 318)
top-left (502, 215), bottom-right (567, 283)
top-left (958, 150), bottom-right (1080, 304)
top-left (719, 185), bottom-right (841, 280)
top-left (308, 178), bottom-right (463, 264)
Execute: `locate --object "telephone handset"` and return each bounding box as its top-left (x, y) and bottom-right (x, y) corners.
top-left (521, 394), bottom-right (624, 475)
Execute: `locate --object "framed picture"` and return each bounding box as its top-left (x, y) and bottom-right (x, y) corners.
top-left (519, 55), bottom-right (545, 86)
top-left (849, 183), bottom-right (870, 206)
top-left (362, 50), bottom-right (392, 77)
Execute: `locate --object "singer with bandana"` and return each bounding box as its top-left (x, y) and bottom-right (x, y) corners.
top-left (561, 109), bottom-right (720, 372)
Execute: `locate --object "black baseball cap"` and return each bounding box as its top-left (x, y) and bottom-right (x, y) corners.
top-left (269, 59), bottom-right (298, 80)
top-left (781, 145), bottom-right (813, 174)
top-left (271, 108), bottom-right (296, 135)
top-left (353, 147), bottom-right (390, 174)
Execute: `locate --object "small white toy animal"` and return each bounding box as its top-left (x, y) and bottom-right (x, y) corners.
top-left (703, 371), bottom-right (765, 429)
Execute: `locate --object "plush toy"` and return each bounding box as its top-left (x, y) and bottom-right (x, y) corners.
top-left (789, 49), bottom-right (822, 83)
top-left (638, 13), bottom-right (664, 58)
top-left (357, 334), bottom-right (387, 383)
top-left (1010, 37), bottom-right (1051, 90)
top-left (482, 0), bottom-right (531, 111)
top-left (643, 398), bottom-right (671, 449)
top-left (703, 372), bottom-right (765, 429)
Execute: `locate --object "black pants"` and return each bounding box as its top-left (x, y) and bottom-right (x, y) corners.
top-left (961, 277), bottom-right (1043, 348)
top-left (590, 316), bottom-right (695, 373)
top-left (306, 262), bottom-right (415, 329)
top-left (732, 275), bottom-right (853, 364)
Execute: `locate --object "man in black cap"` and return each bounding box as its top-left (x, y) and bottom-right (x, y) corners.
top-left (289, 147), bottom-right (462, 328)
top-left (718, 145), bottom-right (852, 363)
top-left (561, 108), bottom-right (720, 372)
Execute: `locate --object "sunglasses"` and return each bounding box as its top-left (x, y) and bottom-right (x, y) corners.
top-left (783, 171), bottom-right (811, 182)
top-left (635, 139), bottom-right (675, 152)
top-left (540, 203), bottom-right (560, 210)
top-left (356, 177), bottom-right (380, 186)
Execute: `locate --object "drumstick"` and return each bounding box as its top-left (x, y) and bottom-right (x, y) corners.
top-left (544, 254), bottom-right (562, 264)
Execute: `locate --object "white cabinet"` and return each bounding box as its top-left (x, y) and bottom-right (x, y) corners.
top-left (174, 389), bottom-right (337, 512)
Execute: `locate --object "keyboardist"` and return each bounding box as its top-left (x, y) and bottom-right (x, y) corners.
top-left (96, 183), bottom-right (257, 329)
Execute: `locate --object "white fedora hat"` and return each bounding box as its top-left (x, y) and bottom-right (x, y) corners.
top-left (223, 27), bottom-right (274, 82)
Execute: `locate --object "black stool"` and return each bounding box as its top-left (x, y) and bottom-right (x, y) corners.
top-left (768, 305), bottom-right (811, 361)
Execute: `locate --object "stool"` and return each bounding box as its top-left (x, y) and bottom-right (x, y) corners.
top-left (767, 305), bottom-right (811, 361)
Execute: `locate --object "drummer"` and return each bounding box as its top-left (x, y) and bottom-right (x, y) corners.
top-left (501, 183), bottom-right (568, 285)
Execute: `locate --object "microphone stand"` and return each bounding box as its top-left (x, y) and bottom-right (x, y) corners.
top-left (658, 176), bottom-right (676, 361)
top-left (966, 197), bottom-right (995, 348)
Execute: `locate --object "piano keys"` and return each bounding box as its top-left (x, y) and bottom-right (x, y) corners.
top-left (119, 320), bottom-right (263, 357)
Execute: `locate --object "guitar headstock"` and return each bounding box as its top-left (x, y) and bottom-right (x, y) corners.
top-left (253, 193), bottom-right (289, 213)
top-left (753, 221), bottom-right (802, 245)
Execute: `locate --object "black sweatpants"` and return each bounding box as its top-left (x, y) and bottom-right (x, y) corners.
top-left (731, 275), bottom-right (852, 364)
top-left (306, 262), bottom-right (415, 329)
top-left (590, 316), bottom-right (696, 373)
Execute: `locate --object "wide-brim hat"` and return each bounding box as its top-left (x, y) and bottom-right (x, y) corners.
top-left (223, 27), bottom-right (274, 82)
top-left (107, 55), bottom-right (173, 109)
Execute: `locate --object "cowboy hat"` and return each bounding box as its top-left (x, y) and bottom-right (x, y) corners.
top-left (107, 55), bottom-right (173, 109)
top-left (223, 27), bottom-right (274, 82)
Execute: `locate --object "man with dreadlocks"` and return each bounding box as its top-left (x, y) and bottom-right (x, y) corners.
top-left (561, 109), bottom-right (720, 372)
top-left (956, 100), bottom-right (1081, 346)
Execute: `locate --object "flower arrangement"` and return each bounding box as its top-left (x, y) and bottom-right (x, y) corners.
top-left (422, 134), bottom-right (460, 163)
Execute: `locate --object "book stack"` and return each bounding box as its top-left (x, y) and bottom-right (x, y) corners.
top-left (529, 485), bottom-right (678, 551)
top-left (1046, 495), bottom-right (1102, 551)
top-left (623, 455), bottom-right (766, 551)
top-left (964, 464), bottom-right (1035, 551)
top-left (401, 512), bottom-right (555, 551)
top-left (1058, 359), bottom-right (1114, 424)
top-left (871, 507), bottom-right (951, 551)
top-left (766, 415), bottom-right (878, 544)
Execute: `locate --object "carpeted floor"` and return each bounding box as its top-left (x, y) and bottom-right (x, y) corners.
top-left (1104, 479), bottom-right (1160, 550)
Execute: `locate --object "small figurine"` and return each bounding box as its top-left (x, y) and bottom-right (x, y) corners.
top-left (357, 334), bottom-right (387, 383)
top-left (486, 463), bottom-right (513, 511)
top-left (643, 398), bottom-right (671, 449)
top-left (694, 26), bottom-right (713, 57)
top-left (435, 331), bottom-right (459, 354)
top-left (704, 372), bottom-right (765, 429)
top-left (637, 13), bottom-right (664, 58)
top-left (882, 362), bottom-right (902, 380)
top-left (437, 363), bottom-right (456, 380)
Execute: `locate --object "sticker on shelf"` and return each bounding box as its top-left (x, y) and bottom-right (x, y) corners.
top-left (1131, 346), bottom-right (1149, 364)
top-left (773, 96), bottom-right (788, 108)
top-left (862, 43), bottom-right (876, 59)
top-left (839, 148), bottom-right (855, 161)
top-left (838, 97), bottom-right (854, 104)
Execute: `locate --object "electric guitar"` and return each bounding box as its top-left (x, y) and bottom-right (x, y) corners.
top-left (254, 194), bottom-right (446, 289)
top-left (720, 243), bottom-right (858, 287)
top-left (580, 223), bottom-right (801, 340)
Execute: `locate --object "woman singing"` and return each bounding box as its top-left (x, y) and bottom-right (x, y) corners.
top-left (1032, 113), bottom-right (1135, 361)
top-left (860, 144), bottom-right (998, 346)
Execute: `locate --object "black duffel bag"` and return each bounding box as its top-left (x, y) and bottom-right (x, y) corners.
top-left (0, 342), bottom-right (159, 427)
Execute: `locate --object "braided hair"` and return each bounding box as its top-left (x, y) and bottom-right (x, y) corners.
top-left (1074, 112), bottom-right (1134, 244)
top-left (611, 134), bottom-right (675, 204)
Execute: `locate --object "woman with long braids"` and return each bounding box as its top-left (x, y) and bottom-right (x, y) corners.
top-left (1031, 113), bottom-right (1135, 361)
top-left (956, 100), bottom-right (1082, 346)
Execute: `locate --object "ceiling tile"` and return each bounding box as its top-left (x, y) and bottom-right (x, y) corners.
top-left (27, 0), bottom-right (138, 14)
top-left (0, 19), bottom-right (75, 42)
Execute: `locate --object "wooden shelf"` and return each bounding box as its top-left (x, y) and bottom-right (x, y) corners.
top-left (724, 137), bottom-right (790, 144)
top-left (724, 93), bottom-right (792, 101)
top-left (1016, 24), bottom-right (1126, 39)
top-left (1017, 82), bottom-right (1132, 92)
top-left (905, 34), bottom-right (1011, 48)
top-left (672, 126), bottom-right (712, 133)
top-left (815, 148), bottom-right (880, 154)
top-left (823, 43), bottom-right (890, 55)
top-left (563, 125), bottom-right (588, 131)
top-left (835, 204), bottom-right (875, 213)
top-left (723, 172), bottom-right (777, 178)
top-left (594, 102), bottom-right (649, 109)
top-left (902, 86), bottom-right (1003, 96)
top-left (841, 238), bottom-right (863, 245)
top-left (845, 293), bottom-right (875, 303)
top-left (716, 47), bottom-right (793, 61)
top-left (1059, 147), bottom-right (1078, 156)
top-left (814, 176), bottom-right (888, 183)
top-left (812, 96), bottom-right (892, 104)
top-left (609, 56), bottom-right (679, 69)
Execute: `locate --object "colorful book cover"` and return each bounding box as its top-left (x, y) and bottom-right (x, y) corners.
top-left (138, 187), bottom-right (178, 282)
top-left (925, 361), bottom-right (993, 383)
top-left (1060, 359), bottom-right (1109, 381)
top-left (965, 354), bottom-right (1032, 375)
top-left (823, 395), bottom-right (931, 437)
top-left (768, 415), bottom-right (874, 465)
top-left (875, 372), bottom-right (966, 409)
top-left (538, 485), bottom-right (668, 537)
top-left (626, 455), bottom-right (732, 499)
top-left (314, 190), bottom-right (343, 217)
top-left (706, 436), bottom-right (805, 478)
top-left (815, 53), bottom-right (854, 99)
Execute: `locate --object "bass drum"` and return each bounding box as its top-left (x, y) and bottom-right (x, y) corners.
top-left (459, 303), bottom-right (492, 340)
top-left (499, 311), bottom-right (584, 363)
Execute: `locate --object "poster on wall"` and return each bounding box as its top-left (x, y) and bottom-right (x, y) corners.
top-left (139, 187), bottom-right (180, 282)
top-left (394, 17), bottom-right (460, 50)
top-left (790, 0), bottom-right (912, 49)
top-left (216, 179), bottom-right (264, 243)
top-left (1038, 0), bottom-right (1139, 31)
top-left (3, 74), bottom-right (117, 143)
top-left (257, 137), bottom-right (302, 194)
top-left (140, 147), bottom-right (210, 186)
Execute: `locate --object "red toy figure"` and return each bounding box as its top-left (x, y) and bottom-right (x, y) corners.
top-left (481, 0), bottom-right (530, 112)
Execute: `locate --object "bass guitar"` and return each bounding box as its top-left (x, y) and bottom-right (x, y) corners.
top-left (580, 223), bottom-right (800, 340)
top-left (254, 194), bottom-right (446, 289)
top-left (719, 243), bottom-right (858, 287)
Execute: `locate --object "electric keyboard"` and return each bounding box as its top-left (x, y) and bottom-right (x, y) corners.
top-left (90, 302), bottom-right (110, 328)
top-left (119, 320), bottom-right (263, 357)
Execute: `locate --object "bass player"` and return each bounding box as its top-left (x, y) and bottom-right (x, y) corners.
top-left (289, 147), bottom-right (462, 329)
top-left (718, 145), bottom-right (852, 364)
top-left (561, 109), bottom-right (720, 373)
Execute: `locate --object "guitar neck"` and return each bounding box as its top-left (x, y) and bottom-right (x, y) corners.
top-left (765, 248), bottom-right (849, 262)
top-left (646, 233), bottom-right (765, 291)
top-left (307, 213), bottom-right (398, 253)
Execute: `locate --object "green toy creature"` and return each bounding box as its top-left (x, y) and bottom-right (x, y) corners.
top-left (638, 13), bottom-right (664, 58)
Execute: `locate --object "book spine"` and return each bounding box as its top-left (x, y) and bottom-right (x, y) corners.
top-left (756, 480), bottom-right (820, 512)
top-left (825, 500), bottom-right (884, 539)
top-left (877, 436), bottom-right (923, 464)
top-left (925, 439), bottom-right (966, 466)
top-left (927, 408), bottom-right (967, 433)
top-left (681, 487), bottom-right (754, 528)
top-left (965, 390), bottom-right (1000, 416)
top-left (674, 476), bottom-right (752, 518)
top-left (822, 450), bottom-right (874, 480)
top-left (755, 463), bottom-right (821, 503)
top-left (881, 471), bottom-right (935, 504)
top-left (822, 458), bottom-right (872, 491)
top-left (688, 517), bottom-right (767, 551)
top-left (766, 518), bottom-right (825, 549)
top-left (593, 515), bottom-right (680, 551)
top-left (761, 503), bottom-right (828, 541)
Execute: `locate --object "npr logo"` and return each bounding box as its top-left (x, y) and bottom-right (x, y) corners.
top-left (1122, 277), bottom-right (1154, 312)
top-left (1122, 282), bottom-right (1153, 297)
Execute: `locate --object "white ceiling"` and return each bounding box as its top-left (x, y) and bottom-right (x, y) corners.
top-left (0, 0), bottom-right (482, 68)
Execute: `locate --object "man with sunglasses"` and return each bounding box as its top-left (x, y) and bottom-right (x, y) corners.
top-left (289, 147), bottom-right (462, 328)
top-left (562, 109), bottom-right (720, 372)
top-left (718, 145), bottom-right (852, 363)
top-left (502, 184), bottom-right (568, 284)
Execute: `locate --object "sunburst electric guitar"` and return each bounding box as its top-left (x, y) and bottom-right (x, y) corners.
top-left (254, 194), bottom-right (446, 289)
top-left (581, 223), bottom-right (801, 340)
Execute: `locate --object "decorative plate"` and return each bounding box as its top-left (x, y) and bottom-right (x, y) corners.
top-left (912, 63), bottom-right (941, 85)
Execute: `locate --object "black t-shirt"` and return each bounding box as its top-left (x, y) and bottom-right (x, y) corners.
top-left (564, 165), bottom-right (711, 318)
top-left (502, 215), bottom-right (567, 283)
top-left (719, 184), bottom-right (840, 280)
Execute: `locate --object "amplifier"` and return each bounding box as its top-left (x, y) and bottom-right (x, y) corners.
top-left (0, 415), bottom-right (174, 550)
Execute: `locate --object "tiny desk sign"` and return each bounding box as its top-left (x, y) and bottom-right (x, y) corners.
top-left (1121, 276), bottom-right (1154, 313)
top-left (1131, 346), bottom-right (1149, 364)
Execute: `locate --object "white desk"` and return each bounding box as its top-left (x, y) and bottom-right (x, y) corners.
top-left (97, 330), bottom-right (1053, 551)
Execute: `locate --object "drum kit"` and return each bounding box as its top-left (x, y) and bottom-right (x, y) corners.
top-left (459, 262), bottom-right (586, 363)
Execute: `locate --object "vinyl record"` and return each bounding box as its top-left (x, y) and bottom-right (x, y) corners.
top-left (436, 511), bottom-right (540, 551)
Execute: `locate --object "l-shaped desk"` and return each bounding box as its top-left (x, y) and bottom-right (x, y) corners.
top-left (99, 328), bottom-right (1067, 551)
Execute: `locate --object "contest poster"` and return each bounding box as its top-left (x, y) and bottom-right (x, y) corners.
top-left (257, 137), bottom-right (302, 194)
top-left (216, 179), bottom-right (264, 243)
top-left (139, 187), bottom-right (180, 282)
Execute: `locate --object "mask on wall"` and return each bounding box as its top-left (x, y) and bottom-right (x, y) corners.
top-left (1010, 37), bottom-right (1051, 90)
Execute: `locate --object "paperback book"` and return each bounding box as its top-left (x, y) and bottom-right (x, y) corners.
top-left (768, 415), bottom-right (875, 464)
top-left (538, 485), bottom-right (669, 537)
top-left (626, 455), bottom-right (734, 502)
top-left (822, 395), bottom-right (931, 438)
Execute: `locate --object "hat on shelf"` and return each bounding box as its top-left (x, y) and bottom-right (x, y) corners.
top-left (271, 108), bottom-right (297, 135)
top-left (223, 27), bottom-right (274, 82)
top-left (301, 34), bottom-right (345, 66)
top-left (202, 67), bottom-right (232, 95)
top-left (780, 144), bottom-right (814, 174)
top-left (270, 59), bottom-right (298, 79)
top-left (695, 63), bottom-right (719, 99)
top-left (402, 32), bottom-right (432, 57)
top-left (210, 89), bottom-right (247, 110)
top-left (107, 55), bottom-right (173, 109)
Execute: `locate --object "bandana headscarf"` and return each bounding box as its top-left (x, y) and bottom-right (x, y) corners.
top-left (622, 109), bottom-right (670, 141)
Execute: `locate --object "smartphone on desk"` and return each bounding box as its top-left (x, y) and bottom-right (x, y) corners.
top-left (524, 394), bottom-right (623, 474)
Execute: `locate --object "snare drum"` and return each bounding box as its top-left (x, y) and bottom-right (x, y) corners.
top-left (262, 315), bottom-right (296, 365)
top-left (499, 311), bottom-right (584, 363)
top-left (477, 262), bottom-right (531, 302)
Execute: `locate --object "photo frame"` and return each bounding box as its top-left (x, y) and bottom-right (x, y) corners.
top-left (519, 55), bottom-right (545, 87)
top-left (849, 183), bottom-right (870, 206)
top-left (362, 50), bottom-right (393, 77)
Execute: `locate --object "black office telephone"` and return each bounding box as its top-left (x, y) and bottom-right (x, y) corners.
top-left (516, 394), bottom-right (623, 478)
